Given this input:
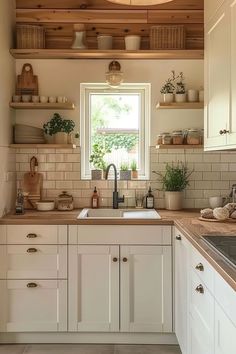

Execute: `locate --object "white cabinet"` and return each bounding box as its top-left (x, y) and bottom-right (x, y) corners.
top-left (174, 229), bottom-right (190, 354)
top-left (205, 0), bottom-right (225, 23)
top-left (215, 302), bottom-right (236, 354)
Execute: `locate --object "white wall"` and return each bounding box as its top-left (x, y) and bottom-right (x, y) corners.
top-left (0, 0), bottom-right (16, 215)
top-left (15, 59), bottom-right (204, 145)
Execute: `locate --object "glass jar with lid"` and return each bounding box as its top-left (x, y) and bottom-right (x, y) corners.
top-left (156, 133), bottom-right (163, 145)
top-left (57, 191), bottom-right (74, 211)
top-left (162, 132), bottom-right (172, 145)
top-left (172, 130), bottom-right (184, 145)
top-left (187, 129), bottom-right (201, 145)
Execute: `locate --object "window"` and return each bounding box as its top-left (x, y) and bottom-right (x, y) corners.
top-left (80, 83), bottom-right (150, 180)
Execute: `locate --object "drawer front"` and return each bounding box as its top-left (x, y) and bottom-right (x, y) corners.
top-left (69, 225), bottom-right (172, 245)
top-left (3, 225), bottom-right (67, 245)
top-left (190, 245), bottom-right (214, 294)
top-left (0, 279), bottom-right (67, 332)
top-left (189, 315), bottom-right (214, 354)
top-left (0, 245), bottom-right (67, 279)
top-left (189, 270), bottom-right (214, 341)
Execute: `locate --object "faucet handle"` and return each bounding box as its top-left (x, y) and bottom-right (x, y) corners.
top-left (118, 195), bottom-right (125, 203)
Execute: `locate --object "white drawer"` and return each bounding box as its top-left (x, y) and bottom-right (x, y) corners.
top-left (0, 245), bottom-right (67, 279)
top-left (69, 225), bottom-right (172, 245)
top-left (190, 245), bottom-right (214, 294)
top-left (0, 225), bottom-right (67, 244)
top-left (0, 279), bottom-right (67, 332)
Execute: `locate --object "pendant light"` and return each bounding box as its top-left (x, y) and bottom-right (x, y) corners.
top-left (106, 61), bottom-right (124, 87)
top-left (106, 0), bottom-right (173, 5)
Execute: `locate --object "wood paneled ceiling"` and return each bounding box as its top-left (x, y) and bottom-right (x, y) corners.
top-left (15, 0), bottom-right (204, 50)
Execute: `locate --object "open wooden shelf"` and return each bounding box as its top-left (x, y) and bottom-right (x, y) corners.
top-left (156, 144), bottom-right (203, 149)
top-left (10, 49), bottom-right (204, 60)
top-left (10, 102), bottom-right (75, 110)
top-left (10, 144), bottom-right (77, 149)
top-left (156, 102), bottom-right (204, 109)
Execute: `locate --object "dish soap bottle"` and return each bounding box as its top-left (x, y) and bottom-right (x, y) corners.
top-left (91, 187), bottom-right (99, 209)
top-left (15, 189), bottom-right (25, 214)
top-left (146, 185), bottom-right (154, 209)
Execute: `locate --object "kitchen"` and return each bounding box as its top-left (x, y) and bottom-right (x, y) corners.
top-left (0, 0), bottom-right (235, 353)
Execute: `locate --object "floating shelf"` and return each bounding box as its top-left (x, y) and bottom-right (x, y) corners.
top-left (10, 49), bottom-right (204, 60)
top-left (156, 102), bottom-right (204, 109)
top-left (10, 102), bottom-right (75, 110)
top-left (10, 144), bottom-right (77, 149)
top-left (156, 144), bottom-right (203, 149)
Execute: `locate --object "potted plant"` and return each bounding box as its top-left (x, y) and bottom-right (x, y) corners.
top-left (43, 113), bottom-right (75, 144)
top-left (130, 160), bottom-right (138, 179)
top-left (160, 71), bottom-right (175, 103)
top-left (89, 143), bottom-right (107, 180)
top-left (153, 162), bottom-right (192, 210)
top-left (175, 72), bottom-right (187, 103)
top-left (120, 162), bottom-right (131, 180)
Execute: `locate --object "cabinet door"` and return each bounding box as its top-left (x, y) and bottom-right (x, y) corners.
top-left (215, 302), bottom-right (236, 354)
top-left (205, 2), bottom-right (230, 150)
top-left (174, 230), bottom-right (190, 354)
top-left (205, 0), bottom-right (225, 24)
top-left (0, 279), bottom-right (67, 332)
top-left (120, 245), bottom-right (172, 333)
top-left (68, 245), bottom-right (119, 332)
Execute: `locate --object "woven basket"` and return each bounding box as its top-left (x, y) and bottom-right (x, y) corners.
top-left (16, 25), bottom-right (45, 49)
top-left (150, 25), bottom-right (186, 50)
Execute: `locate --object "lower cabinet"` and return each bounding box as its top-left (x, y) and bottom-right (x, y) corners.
top-left (215, 302), bottom-right (236, 354)
top-left (69, 244), bottom-right (172, 333)
top-left (0, 279), bottom-right (67, 332)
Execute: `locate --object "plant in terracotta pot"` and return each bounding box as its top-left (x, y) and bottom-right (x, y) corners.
top-left (43, 113), bottom-right (75, 144)
top-left (130, 160), bottom-right (138, 179)
top-left (160, 70), bottom-right (175, 103)
top-left (89, 143), bottom-right (107, 180)
top-left (175, 72), bottom-right (186, 103)
top-left (153, 162), bottom-right (192, 210)
top-left (120, 162), bottom-right (131, 180)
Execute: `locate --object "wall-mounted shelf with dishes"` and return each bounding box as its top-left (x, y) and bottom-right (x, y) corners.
top-left (10, 102), bottom-right (75, 110)
top-left (156, 102), bottom-right (204, 109)
top-left (156, 144), bottom-right (203, 149)
top-left (10, 144), bottom-right (77, 149)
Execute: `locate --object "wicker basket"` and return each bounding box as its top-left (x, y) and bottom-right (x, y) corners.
top-left (16, 25), bottom-right (45, 49)
top-left (150, 25), bottom-right (186, 50)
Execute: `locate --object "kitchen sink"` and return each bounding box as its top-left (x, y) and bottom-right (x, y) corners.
top-left (78, 208), bottom-right (161, 219)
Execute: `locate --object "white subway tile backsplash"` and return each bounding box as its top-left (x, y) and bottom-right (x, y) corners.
top-left (203, 172), bottom-right (221, 181)
top-left (56, 181), bottom-right (73, 190)
top-left (56, 163), bottom-right (73, 171)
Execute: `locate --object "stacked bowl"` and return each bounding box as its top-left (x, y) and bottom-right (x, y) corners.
top-left (14, 124), bottom-right (45, 144)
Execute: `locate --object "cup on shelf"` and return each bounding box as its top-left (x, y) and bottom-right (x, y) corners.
top-left (49, 96), bottom-right (57, 103)
top-left (187, 89), bottom-right (199, 102)
top-left (125, 35), bottom-right (141, 50)
top-left (32, 95), bottom-right (40, 103)
top-left (57, 96), bottom-right (67, 103)
top-left (21, 95), bottom-right (31, 103)
top-left (12, 95), bottom-right (21, 102)
top-left (97, 35), bottom-right (113, 50)
top-left (40, 96), bottom-right (48, 103)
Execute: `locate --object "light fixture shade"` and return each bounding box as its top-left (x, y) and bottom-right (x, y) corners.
top-left (106, 61), bottom-right (124, 87)
top-left (106, 0), bottom-right (173, 5)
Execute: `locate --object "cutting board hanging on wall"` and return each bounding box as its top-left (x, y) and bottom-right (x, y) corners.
top-left (16, 63), bottom-right (39, 95)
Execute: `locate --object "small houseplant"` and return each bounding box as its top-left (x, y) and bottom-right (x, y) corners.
top-left (130, 160), bottom-right (138, 179)
top-left (153, 162), bottom-right (192, 210)
top-left (89, 143), bottom-right (107, 180)
top-left (120, 162), bottom-right (131, 180)
top-left (160, 71), bottom-right (175, 103)
top-left (175, 72), bottom-right (186, 103)
top-left (43, 113), bottom-right (75, 144)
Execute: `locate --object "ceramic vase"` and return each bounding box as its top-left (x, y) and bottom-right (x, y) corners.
top-left (54, 132), bottom-right (68, 144)
top-left (175, 93), bottom-right (187, 103)
top-left (120, 170), bottom-right (131, 180)
top-left (91, 170), bottom-right (102, 180)
top-left (163, 93), bottom-right (174, 103)
top-left (165, 191), bottom-right (183, 211)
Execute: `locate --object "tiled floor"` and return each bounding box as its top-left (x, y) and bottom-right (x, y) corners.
top-left (0, 344), bottom-right (181, 354)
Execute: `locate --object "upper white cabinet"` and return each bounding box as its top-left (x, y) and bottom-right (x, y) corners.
top-left (205, 0), bottom-right (225, 23)
top-left (205, 0), bottom-right (236, 150)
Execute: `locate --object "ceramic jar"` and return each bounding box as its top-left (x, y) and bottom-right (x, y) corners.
top-left (187, 89), bottom-right (199, 102)
top-left (125, 35), bottom-right (141, 50)
top-left (97, 35), bottom-right (113, 50)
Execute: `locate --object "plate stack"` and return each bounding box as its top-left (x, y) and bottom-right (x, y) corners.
top-left (14, 124), bottom-right (45, 144)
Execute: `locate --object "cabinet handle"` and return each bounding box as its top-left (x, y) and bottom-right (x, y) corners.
top-left (113, 257), bottom-right (118, 263)
top-left (123, 257), bottom-right (128, 262)
top-left (219, 130), bottom-right (224, 135)
top-left (26, 233), bottom-right (37, 239)
top-left (27, 248), bottom-right (37, 253)
top-left (195, 284), bottom-right (204, 294)
top-left (176, 235), bottom-right (182, 241)
top-left (223, 129), bottom-right (230, 134)
top-left (195, 263), bottom-right (204, 272)
top-left (27, 282), bottom-right (38, 288)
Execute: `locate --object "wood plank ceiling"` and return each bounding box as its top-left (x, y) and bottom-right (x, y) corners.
top-left (15, 0), bottom-right (204, 50)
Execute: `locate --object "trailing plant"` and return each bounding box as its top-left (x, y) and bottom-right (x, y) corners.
top-left (43, 113), bottom-right (75, 135)
top-left (160, 70), bottom-right (175, 94)
top-left (89, 143), bottom-right (110, 170)
top-left (120, 162), bottom-right (129, 171)
top-left (175, 72), bottom-right (186, 94)
top-left (153, 162), bottom-right (192, 192)
top-left (130, 160), bottom-right (137, 171)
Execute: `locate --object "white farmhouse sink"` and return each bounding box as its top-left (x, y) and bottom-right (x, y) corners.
top-left (78, 208), bottom-right (161, 219)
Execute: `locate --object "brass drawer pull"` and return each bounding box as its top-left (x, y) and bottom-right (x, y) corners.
top-left (27, 282), bottom-right (38, 288)
top-left (123, 257), bottom-right (128, 262)
top-left (176, 235), bottom-right (182, 241)
top-left (26, 233), bottom-right (37, 239)
top-left (195, 284), bottom-right (204, 294)
top-left (195, 263), bottom-right (204, 272)
top-left (27, 248), bottom-right (37, 253)
top-left (113, 257), bottom-right (118, 263)
top-left (219, 129), bottom-right (224, 135)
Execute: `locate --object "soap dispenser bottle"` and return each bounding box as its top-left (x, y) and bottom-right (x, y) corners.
top-left (91, 187), bottom-right (99, 209)
top-left (146, 185), bottom-right (154, 209)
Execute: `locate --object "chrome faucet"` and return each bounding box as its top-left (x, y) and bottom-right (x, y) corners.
top-left (105, 163), bottom-right (125, 209)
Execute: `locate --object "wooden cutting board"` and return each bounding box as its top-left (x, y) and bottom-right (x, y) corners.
top-left (16, 63), bottom-right (38, 96)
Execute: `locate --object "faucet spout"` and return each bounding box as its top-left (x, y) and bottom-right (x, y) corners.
top-left (105, 163), bottom-right (124, 209)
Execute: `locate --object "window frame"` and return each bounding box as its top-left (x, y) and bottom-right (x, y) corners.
top-left (80, 83), bottom-right (150, 180)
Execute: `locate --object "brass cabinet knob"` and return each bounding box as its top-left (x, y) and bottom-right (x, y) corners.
top-left (176, 235), bottom-right (182, 241)
top-left (195, 263), bottom-right (204, 272)
top-left (223, 129), bottom-right (230, 134)
top-left (26, 233), bottom-right (37, 238)
top-left (123, 257), bottom-right (128, 262)
top-left (27, 248), bottom-right (37, 253)
top-left (219, 130), bottom-right (224, 135)
top-left (27, 282), bottom-right (38, 288)
top-left (113, 257), bottom-right (118, 263)
top-left (195, 284), bottom-right (204, 294)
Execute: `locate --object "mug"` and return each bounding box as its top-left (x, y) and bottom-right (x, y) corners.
top-left (57, 96), bottom-right (67, 103)
top-left (12, 95), bottom-right (21, 102)
top-left (97, 35), bottom-right (113, 50)
top-left (188, 89), bottom-right (199, 102)
top-left (40, 96), bottom-right (48, 103)
top-left (22, 95), bottom-right (31, 103)
top-left (49, 96), bottom-right (56, 103)
top-left (209, 196), bottom-right (228, 209)
top-left (32, 95), bottom-right (40, 103)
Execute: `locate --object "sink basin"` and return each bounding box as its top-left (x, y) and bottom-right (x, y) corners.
top-left (78, 208), bottom-right (161, 219)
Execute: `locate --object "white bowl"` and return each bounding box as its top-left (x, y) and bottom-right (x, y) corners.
top-left (36, 201), bottom-right (55, 211)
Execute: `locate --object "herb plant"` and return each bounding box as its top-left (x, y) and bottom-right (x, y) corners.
top-left (43, 113), bottom-right (75, 136)
top-left (160, 71), bottom-right (175, 94)
top-left (175, 72), bottom-right (186, 94)
top-left (153, 162), bottom-right (192, 191)
top-left (130, 160), bottom-right (137, 171)
top-left (89, 143), bottom-right (108, 170)
top-left (120, 162), bottom-right (129, 171)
